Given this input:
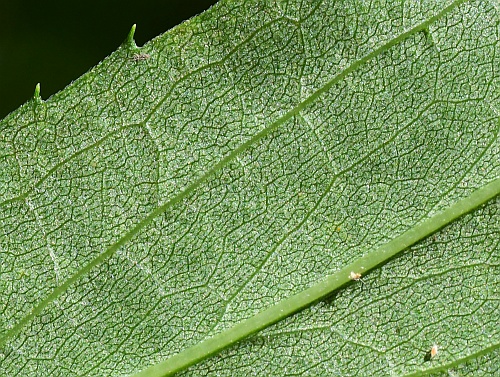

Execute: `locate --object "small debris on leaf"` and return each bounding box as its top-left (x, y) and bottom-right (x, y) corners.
top-left (424, 344), bottom-right (438, 361)
top-left (130, 53), bottom-right (151, 62)
top-left (349, 271), bottom-right (362, 281)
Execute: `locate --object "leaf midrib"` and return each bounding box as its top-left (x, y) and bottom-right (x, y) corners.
top-left (132, 178), bottom-right (500, 377)
top-left (0, 0), bottom-right (468, 349)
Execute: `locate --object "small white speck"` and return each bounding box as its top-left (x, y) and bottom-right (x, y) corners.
top-left (430, 344), bottom-right (438, 358)
top-left (349, 271), bottom-right (362, 280)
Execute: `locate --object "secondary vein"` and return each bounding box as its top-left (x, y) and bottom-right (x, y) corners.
top-left (131, 177), bottom-right (500, 377)
top-left (0, 0), bottom-right (470, 349)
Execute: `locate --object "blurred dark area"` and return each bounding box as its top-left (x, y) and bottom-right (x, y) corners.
top-left (0, 0), bottom-right (219, 119)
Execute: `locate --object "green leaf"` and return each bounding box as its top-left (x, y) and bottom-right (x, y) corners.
top-left (0, 0), bottom-right (498, 376)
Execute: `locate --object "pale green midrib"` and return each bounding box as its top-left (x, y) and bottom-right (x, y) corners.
top-left (131, 178), bottom-right (500, 377)
top-left (0, 0), bottom-right (468, 348)
top-left (402, 343), bottom-right (500, 377)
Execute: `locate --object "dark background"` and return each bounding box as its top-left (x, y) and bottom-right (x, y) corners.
top-left (0, 0), bottom-right (219, 119)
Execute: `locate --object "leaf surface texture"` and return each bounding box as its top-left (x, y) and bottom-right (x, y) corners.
top-left (0, 0), bottom-right (498, 376)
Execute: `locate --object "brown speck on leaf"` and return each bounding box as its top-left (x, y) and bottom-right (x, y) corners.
top-left (130, 53), bottom-right (151, 62)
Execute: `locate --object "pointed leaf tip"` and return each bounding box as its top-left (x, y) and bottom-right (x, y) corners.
top-left (126, 24), bottom-right (137, 48)
top-left (33, 83), bottom-right (41, 101)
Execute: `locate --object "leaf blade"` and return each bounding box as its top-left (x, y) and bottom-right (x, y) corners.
top-left (0, 0), bottom-right (498, 375)
top-left (132, 178), bottom-right (500, 377)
